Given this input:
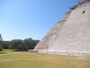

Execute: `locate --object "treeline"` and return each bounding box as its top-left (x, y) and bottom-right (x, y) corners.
top-left (0, 34), bottom-right (39, 51)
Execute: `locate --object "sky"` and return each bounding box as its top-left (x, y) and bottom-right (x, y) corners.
top-left (0, 0), bottom-right (82, 41)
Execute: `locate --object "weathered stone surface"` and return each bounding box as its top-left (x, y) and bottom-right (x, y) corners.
top-left (33, 1), bottom-right (90, 56)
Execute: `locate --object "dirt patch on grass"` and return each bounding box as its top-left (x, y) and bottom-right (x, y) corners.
top-left (37, 58), bottom-right (64, 64)
top-left (0, 53), bottom-right (5, 54)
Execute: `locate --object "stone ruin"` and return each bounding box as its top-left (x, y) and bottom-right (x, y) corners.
top-left (29, 0), bottom-right (90, 56)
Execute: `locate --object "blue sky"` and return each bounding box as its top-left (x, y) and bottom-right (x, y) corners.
top-left (0, 0), bottom-right (82, 41)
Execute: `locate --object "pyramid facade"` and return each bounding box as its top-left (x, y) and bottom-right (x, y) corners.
top-left (34, 1), bottom-right (90, 56)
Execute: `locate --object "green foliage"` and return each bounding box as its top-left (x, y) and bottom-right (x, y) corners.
top-left (0, 45), bottom-right (2, 51)
top-left (1, 38), bottom-right (39, 51)
top-left (0, 42), bottom-right (2, 51)
top-left (24, 38), bottom-right (39, 51)
top-left (0, 34), bottom-right (2, 51)
top-left (0, 49), bottom-right (18, 53)
top-left (0, 34), bottom-right (3, 41)
top-left (1, 41), bottom-right (9, 49)
top-left (0, 34), bottom-right (39, 51)
top-left (9, 40), bottom-right (25, 50)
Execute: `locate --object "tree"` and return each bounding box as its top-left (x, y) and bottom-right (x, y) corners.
top-left (9, 39), bottom-right (26, 51)
top-left (0, 45), bottom-right (2, 51)
top-left (0, 34), bottom-right (2, 41)
top-left (0, 35), bottom-right (40, 51)
top-left (24, 38), bottom-right (39, 51)
top-left (0, 34), bottom-right (2, 51)
top-left (2, 41), bottom-right (9, 49)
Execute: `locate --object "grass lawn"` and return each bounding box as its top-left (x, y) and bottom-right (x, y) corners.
top-left (0, 51), bottom-right (90, 68)
top-left (0, 49), bottom-right (17, 53)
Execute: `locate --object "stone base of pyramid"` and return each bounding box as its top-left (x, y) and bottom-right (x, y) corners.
top-left (37, 50), bottom-right (90, 56)
top-left (28, 49), bottom-right (38, 53)
top-left (29, 49), bottom-right (90, 56)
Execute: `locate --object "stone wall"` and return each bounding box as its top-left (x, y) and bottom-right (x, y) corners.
top-left (33, 2), bottom-right (90, 56)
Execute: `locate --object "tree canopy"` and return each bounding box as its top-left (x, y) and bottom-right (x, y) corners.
top-left (0, 34), bottom-right (2, 51)
top-left (0, 34), bottom-right (39, 51)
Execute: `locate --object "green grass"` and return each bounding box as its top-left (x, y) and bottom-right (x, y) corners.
top-left (0, 51), bottom-right (90, 68)
top-left (0, 49), bottom-right (18, 53)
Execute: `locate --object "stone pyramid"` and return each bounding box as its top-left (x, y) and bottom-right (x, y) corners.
top-left (33, 0), bottom-right (90, 56)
